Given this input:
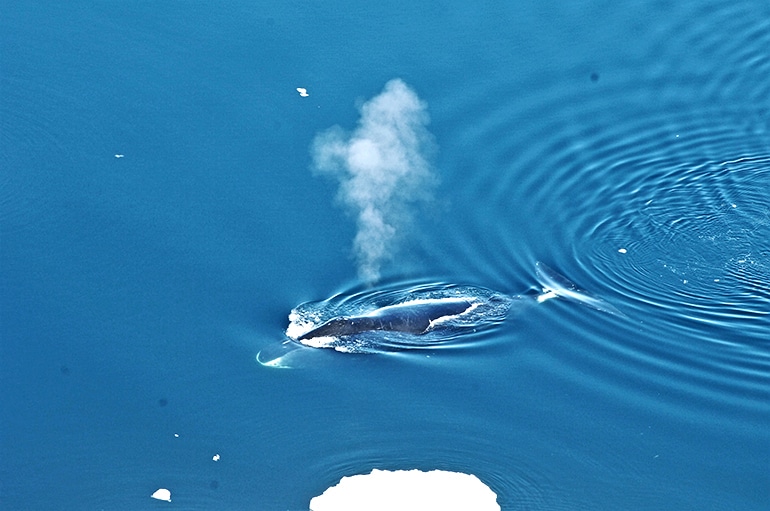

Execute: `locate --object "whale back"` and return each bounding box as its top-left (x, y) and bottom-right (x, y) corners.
top-left (297, 298), bottom-right (475, 340)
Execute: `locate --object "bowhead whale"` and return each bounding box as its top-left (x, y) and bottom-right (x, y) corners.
top-left (297, 297), bottom-right (477, 341)
top-left (257, 262), bottom-right (625, 367)
top-left (293, 262), bottom-right (623, 343)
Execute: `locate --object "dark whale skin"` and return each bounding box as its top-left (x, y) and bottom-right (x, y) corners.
top-left (297, 298), bottom-right (475, 341)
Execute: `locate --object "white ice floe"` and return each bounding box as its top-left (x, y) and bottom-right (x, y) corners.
top-left (297, 87), bottom-right (309, 97)
top-left (309, 469), bottom-right (500, 511)
top-left (150, 488), bottom-right (171, 502)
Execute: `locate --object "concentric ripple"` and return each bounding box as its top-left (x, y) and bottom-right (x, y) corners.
top-left (403, 0), bottom-right (770, 441)
top-left (428, 17), bottom-right (770, 349)
top-left (437, 97), bottom-right (769, 349)
top-left (585, 152), bottom-right (770, 342)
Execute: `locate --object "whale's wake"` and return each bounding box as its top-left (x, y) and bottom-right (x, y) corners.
top-left (257, 263), bottom-right (623, 368)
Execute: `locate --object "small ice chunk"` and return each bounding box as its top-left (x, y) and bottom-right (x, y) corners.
top-left (309, 469), bottom-right (500, 511)
top-left (618, 248), bottom-right (627, 254)
top-left (296, 87), bottom-right (309, 97)
top-left (114, 154), bottom-right (124, 158)
top-left (213, 454), bottom-right (220, 461)
top-left (150, 488), bottom-right (171, 502)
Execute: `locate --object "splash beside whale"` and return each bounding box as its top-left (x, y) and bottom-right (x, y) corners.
top-left (256, 262), bottom-right (624, 368)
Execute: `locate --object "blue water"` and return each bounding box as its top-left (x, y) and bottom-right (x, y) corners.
top-left (2, 1), bottom-right (768, 510)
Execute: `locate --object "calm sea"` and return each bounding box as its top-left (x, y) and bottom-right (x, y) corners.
top-left (2, 1), bottom-right (768, 509)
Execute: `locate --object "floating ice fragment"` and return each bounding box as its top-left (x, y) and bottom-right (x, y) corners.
top-left (731, 203), bottom-right (737, 208)
top-left (297, 87), bottom-right (309, 97)
top-left (213, 454), bottom-right (220, 461)
top-left (114, 154), bottom-right (124, 158)
top-left (309, 469), bottom-right (500, 511)
top-left (150, 488), bottom-right (171, 502)
top-left (618, 248), bottom-right (627, 254)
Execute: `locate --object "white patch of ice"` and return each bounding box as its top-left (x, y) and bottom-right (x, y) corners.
top-left (309, 469), bottom-right (500, 511)
top-left (150, 488), bottom-right (171, 502)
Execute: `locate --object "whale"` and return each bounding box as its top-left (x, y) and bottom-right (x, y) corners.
top-left (294, 262), bottom-right (623, 343)
top-left (297, 297), bottom-right (477, 341)
top-left (257, 262), bottom-right (625, 368)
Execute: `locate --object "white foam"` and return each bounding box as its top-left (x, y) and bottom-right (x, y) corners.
top-left (309, 469), bottom-right (500, 511)
top-left (299, 335), bottom-right (336, 348)
top-left (536, 290), bottom-right (558, 303)
top-left (285, 310), bottom-right (317, 339)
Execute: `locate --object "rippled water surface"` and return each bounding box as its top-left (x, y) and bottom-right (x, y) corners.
top-left (2, 1), bottom-right (768, 509)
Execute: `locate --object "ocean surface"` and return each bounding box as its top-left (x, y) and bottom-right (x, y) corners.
top-left (2, 1), bottom-right (769, 509)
